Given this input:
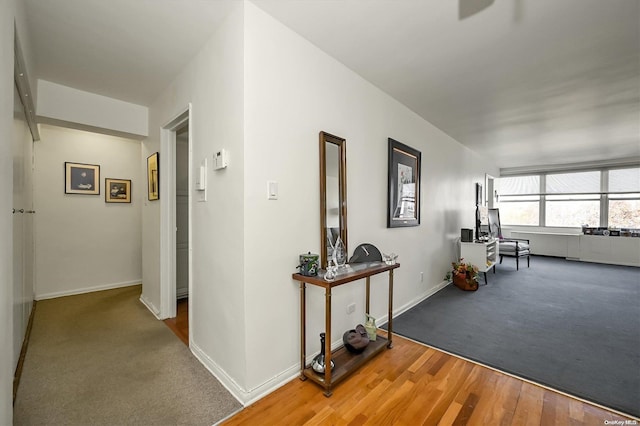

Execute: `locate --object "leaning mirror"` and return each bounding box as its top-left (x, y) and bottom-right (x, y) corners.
top-left (320, 131), bottom-right (347, 269)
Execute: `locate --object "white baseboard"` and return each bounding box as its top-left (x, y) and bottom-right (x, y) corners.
top-left (190, 341), bottom-right (300, 406)
top-left (376, 279), bottom-right (450, 326)
top-left (35, 280), bottom-right (142, 301)
top-left (139, 294), bottom-right (161, 319)
top-left (187, 280), bottom-right (450, 409)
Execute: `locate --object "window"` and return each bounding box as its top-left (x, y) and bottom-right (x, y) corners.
top-left (545, 171), bottom-right (600, 227)
top-left (496, 167), bottom-right (640, 229)
top-left (608, 168), bottom-right (640, 228)
top-left (496, 176), bottom-right (540, 226)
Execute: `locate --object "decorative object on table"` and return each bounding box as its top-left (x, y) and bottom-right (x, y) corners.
top-left (331, 236), bottom-right (347, 267)
top-left (387, 138), bottom-right (421, 228)
top-left (64, 162), bottom-right (100, 195)
top-left (451, 258), bottom-right (479, 291)
top-left (297, 252), bottom-right (319, 277)
top-left (105, 178), bottom-right (131, 203)
top-left (147, 152), bottom-right (159, 201)
top-left (342, 324), bottom-right (370, 354)
top-left (323, 259), bottom-right (337, 281)
top-left (364, 314), bottom-right (377, 341)
top-left (382, 252), bottom-right (398, 265)
top-left (311, 332), bottom-right (334, 374)
top-left (348, 243), bottom-right (382, 263)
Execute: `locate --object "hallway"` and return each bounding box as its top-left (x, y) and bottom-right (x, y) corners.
top-left (13, 286), bottom-right (240, 425)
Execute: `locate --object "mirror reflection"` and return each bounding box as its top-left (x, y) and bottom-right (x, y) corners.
top-left (320, 132), bottom-right (347, 269)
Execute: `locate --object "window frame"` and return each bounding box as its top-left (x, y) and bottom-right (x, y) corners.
top-left (497, 166), bottom-right (640, 229)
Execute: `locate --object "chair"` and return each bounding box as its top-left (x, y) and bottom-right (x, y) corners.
top-left (487, 208), bottom-right (530, 270)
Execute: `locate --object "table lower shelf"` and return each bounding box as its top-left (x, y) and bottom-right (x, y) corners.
top-left (303, 335), bottom-right (389, 391)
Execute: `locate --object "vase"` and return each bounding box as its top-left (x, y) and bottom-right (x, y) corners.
top-left (332, 237), bottom-right (347, 267)
top-left (311, 332), bottom-right (334, 374)
top-left (453, 272), bottom-right (478, 291)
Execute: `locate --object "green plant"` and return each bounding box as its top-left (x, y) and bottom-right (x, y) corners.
top-left (451, 258), bottom-right (479, 281)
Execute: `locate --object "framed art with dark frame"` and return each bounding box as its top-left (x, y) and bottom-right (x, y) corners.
top-left (105, 178), bottom-right (131, 203)
top-left (65, 162), bottom-right (100, 195)
top-left (147, 152), bottom-right (159, 201)
top-left (387, 138), bottom-right (421, 228)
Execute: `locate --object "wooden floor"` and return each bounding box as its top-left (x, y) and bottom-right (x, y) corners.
top-left (163, 298), bottom-right (189, 346)
top-left (223, 331), bottom-right (633, 426)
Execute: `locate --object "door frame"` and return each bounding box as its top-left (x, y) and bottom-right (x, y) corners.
top-left (160, 105), bottom-right (192, 326)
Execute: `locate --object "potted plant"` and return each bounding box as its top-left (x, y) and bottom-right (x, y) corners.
top-left (451, 258), bottom-right (479, 291)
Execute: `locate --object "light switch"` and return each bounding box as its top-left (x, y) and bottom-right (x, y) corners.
top-left (267, 181), bottom-right (278, 200)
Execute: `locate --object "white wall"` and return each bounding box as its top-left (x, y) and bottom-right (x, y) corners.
top-left (1, 0), bottom-right (16, 421)
top-left (37, 80), bottom-right (148, 137)
top-left (143, 2), bottom-right (247, 394)
top-left (33, 124), bottom-right (142, 299)
top-left (141, 0), bottom-right (498, 404)
top-left (241, 2), bottom-right (498, 396)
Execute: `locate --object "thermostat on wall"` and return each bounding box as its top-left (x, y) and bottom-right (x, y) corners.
top-left (213, 149), bottom-right (228, 170)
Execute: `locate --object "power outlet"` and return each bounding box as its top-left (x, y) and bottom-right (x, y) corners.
top-left (347, 303), bottom-right (356, 314)
top-left (420, 272), bottom-right (424, 282)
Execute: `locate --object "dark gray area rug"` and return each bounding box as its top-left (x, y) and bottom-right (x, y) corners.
top-left (390, 256), bottom-right (640, 417)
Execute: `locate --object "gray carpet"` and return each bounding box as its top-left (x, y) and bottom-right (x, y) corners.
top-left (14, 285), bottom-right (242, 425)
top-left (390, 256), bottom-right (640, 417)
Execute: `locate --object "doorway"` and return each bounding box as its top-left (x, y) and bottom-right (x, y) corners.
top-left (172, 123), bottom-right (189, 345)
top-left (159, 106), bottom-right (192, 346)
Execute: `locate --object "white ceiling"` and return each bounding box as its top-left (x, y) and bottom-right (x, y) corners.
top-left (22, 0), bottom-right (640, 169)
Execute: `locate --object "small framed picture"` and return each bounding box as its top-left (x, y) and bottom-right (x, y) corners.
top-left (387, 138), bottom-right (421, 228)
top-left (147, 152), bottom-right (159, 201)
top-left (65, 162), bottom-right (100, 195)
top-left (105, 178), bottom-right (131, 203)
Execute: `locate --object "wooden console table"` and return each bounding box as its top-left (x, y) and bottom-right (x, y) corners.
top-left (292, 262), bottom-right (400, 397)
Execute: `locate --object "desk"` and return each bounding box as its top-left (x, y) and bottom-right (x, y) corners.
top-left (292, 262), bottom-right (400, 397)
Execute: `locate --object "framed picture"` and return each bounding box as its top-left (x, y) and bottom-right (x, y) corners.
top-left (387, 138), bottom-right (421, 228)
top-left (147, 152), bottom-right (159, 201)
top-left (105, 178), bottom-right (131, 203)
top-left (65, 162), bottom-right (100, 195)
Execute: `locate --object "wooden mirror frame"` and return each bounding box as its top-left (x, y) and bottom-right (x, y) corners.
top-left (320, 131), bottom-right (348, 269)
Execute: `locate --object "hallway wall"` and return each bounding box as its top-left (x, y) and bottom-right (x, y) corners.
top-left (1, 0), bottom-right (17, 421)
top-left (33, 124), bottom-right (143, 299)
top-left (242, 2), bottom-right (499, 396)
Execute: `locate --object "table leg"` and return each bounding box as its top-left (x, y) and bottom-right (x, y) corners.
top-left (324, 287), bottom-right (333, 397)
top-left (365, 276), bottom-right (370, 314)
top-left (299, 282), bottom-right (307, 381)
top-left (387, 269), bottom-right (394, 349)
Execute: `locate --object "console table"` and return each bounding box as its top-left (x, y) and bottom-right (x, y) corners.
top-left (292, 262), bottom-right (400, 397)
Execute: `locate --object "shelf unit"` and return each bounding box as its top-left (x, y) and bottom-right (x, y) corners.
top-left (292, 262), bottom-right (400, 397)
top-left (459, 239), bottom-right (498, 283)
